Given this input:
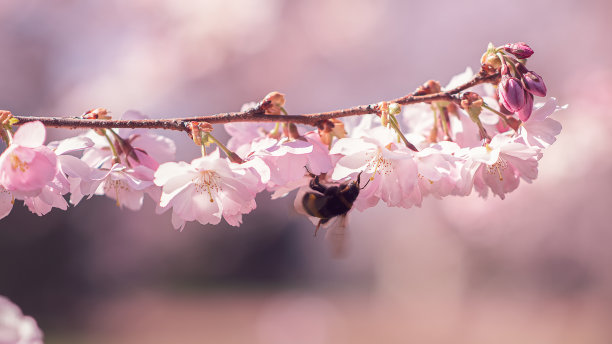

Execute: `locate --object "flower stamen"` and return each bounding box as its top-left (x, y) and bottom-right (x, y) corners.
top-left (10, 154), bottom-right (28, 172)
top-left (194, 170), bottom-right (221, 203)
top-left (486, 157), bottom-right (508, 181)
top-left (366, 151), bottom-right (392, 181)
top-left (104, 179), bottom-right (130, 207)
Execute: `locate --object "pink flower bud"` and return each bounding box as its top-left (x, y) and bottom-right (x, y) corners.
top-left (517, 92), bottom-right (534, 121)
top-left (503, 42), bottom-right (534, 59)
top-left (522, 70), bottom-right (547, 97)
top-left (498, 75), bottom-right (526, 113)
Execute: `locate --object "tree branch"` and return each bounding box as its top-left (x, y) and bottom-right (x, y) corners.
top-left (12, 70), bottom-right (499, 131)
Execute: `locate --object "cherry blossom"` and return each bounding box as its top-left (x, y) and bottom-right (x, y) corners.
top-left (12, 134), bottom-right (97, 216)
top-left (399, 67), bottom-right (498, 148)
top-left (239, 133), bottom-right (332, 197)
top-left (154, 149), bottom-right (261, 230)
top-left (22, 183), bottom-right (68, 216)
top-left (414, 141), bottom-right (464, 199)
top-left (224, 102), bottom-right (275, 152)
top-left (518, 97), bottom-right (565, 148)
top-left (116, 110), bottom-right (177, 166)
top-left (462, 133), bottom-right (540, 199)
top-left (0, 41), bottom-right (564, 234)
top-left (331, 126), bottom-right (419, 210)
top-left (90, 163), bottom-right (158, 211)
top-left (0, 296), bottom-right (43, 344)
top-left (76, 111), bottom-right (176, 208)
top-left (0, 122), bottom-right (57, 197)
top-left (54, 155), bottom-right (97, 206)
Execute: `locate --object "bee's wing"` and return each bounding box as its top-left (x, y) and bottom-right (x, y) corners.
top-left (293, 185), bottom-right (310, 216)
top-left (324, 215), bottom-right (350, 258)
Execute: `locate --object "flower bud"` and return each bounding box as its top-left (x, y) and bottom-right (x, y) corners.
top-left (262, 91), bottom-right (286, 116)
top-left (516, 92), bottom-right (534, 122)
top-left (460, 92), bottom-right (484, 121)
top-left (82, 108), bottom-right (111, 120)
top-left (503, 42), bottom-right (534, 59)
top-left (522, 70), bottom-right (547, 97)
top-left (481, 53), bottom-right (502, 70)
top-left (414, 80), bottom-right (442, 96)
top-left (480, 42), bottom-right (501, 71)
top-left (498, 75), bottom-right (526, 113)
top-left (189, 121), bottom-right (213, 145)
top-left (388, 103), bottom-right (401, 116)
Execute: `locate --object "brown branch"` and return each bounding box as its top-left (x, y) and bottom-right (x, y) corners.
top-left (13, 69), bottom-right (499, 130)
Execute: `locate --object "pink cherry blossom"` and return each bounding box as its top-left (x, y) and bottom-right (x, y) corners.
top-left (415, 141), bottom-right (464, 199)
top-left (2, 134), bottom-right (94, 217)
top-left (462, 134), bottom-right (540, 199)
top-left (55, 155), bottom-right (97, 205)
top-left (154, 149), bottom-right (261, 230)
top-left (116, 110), bottom-right (176, 166)
top-left (224, 103), bottom-right (276, 152)
top-left (223, 102), bottom-right (329, 196)
top-left (0, 296), bottom-right (43, 344)
top-left (399, 67), bottom-right (499, 148)
top-left (239, 134), bottom-right (332, 197)
top-left (81, 111), bottom-right (175, 170)
top-left (0, 122), bottom-right (58, 196)
top-left (90, 163), bottom-right (158, 211)
top-left (46, 135), bottom-right (96, 206)
top-left (518, 98), bottom-right (565, 148)
top-left (331, 126), bottom-right (419, 210)
top-left (22, 184), bottom-right (68, 216)
top-left (69, 111), bottom-right (175, 208)
top-left (243, 137), bottom-right (312, 188)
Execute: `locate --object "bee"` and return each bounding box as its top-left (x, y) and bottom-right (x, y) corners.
top-left (297, 170), bottom-right (369, 256)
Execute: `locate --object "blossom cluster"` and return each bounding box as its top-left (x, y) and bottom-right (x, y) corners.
top-left (0, 43), bottom-right (565, 232)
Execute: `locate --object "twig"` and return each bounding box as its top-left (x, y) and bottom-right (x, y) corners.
top-left (12, 70), bottom-right (499, 131)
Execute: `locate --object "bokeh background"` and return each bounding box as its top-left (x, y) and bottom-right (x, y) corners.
top-left (1, 0), bottom-right (611, 343)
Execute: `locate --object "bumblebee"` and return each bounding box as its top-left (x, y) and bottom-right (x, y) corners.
top-left (297, 172), bottom-right (368, 256)
top-left (301, 173), bottom-right (360, 230)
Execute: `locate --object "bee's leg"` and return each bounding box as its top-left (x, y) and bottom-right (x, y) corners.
top-left (314, 218), bottom-right (330, 237)
top-left (309, 176), bottom-right (327, 193)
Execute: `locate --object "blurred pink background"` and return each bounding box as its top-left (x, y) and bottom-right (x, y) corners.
top-left (1, 0), bottom-right (611, 343)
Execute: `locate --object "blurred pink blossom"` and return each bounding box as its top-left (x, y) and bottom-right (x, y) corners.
top-left (0, 296), bottom-right (43, 344)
